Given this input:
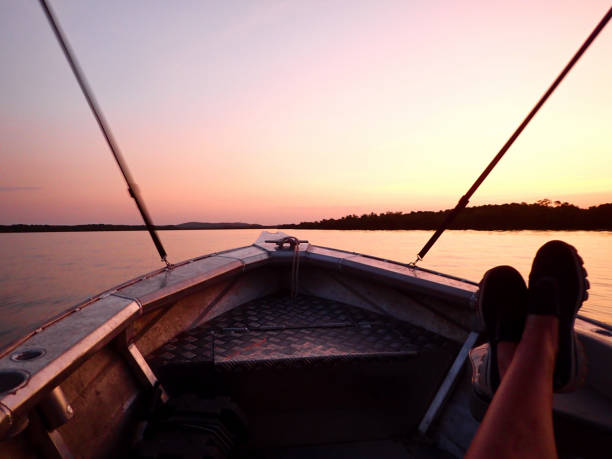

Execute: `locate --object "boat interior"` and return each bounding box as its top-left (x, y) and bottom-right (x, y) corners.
top-left (1, 233), bottom-right (612, 458)
top-left (142, 292), bottom-right (460, 458)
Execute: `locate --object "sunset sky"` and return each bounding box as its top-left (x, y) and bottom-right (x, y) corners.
top-left (1, 0), bottom-right (611, 225)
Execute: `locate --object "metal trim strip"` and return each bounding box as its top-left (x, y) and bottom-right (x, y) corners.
top-left (418, 331), bottom-right (480, 434)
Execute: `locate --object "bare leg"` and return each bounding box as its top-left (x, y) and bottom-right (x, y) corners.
top-left (466, 315), bottom-right (559, 459)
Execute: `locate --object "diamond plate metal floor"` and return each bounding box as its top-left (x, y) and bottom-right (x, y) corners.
top-left (148, 294), bottom-right (451, 373)
top-left (146, 294), bottom-right (459, 448)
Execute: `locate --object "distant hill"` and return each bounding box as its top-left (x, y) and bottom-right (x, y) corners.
top-left (175, 222), bottom-right (264, 229)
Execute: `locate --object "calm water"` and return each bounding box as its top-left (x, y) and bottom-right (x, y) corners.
top-left (1, 229), bottom-right (610, 351)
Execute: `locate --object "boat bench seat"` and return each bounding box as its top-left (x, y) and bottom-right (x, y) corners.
top-left (148, 294), bottom-right (454, 377)
top-left (147, 294), bottom-right (460, 446)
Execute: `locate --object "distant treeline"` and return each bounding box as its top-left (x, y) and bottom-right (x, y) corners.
top-left (3, 200), bottom-right (612, 233)
top-left (278, 200), bottom-right (612, 231)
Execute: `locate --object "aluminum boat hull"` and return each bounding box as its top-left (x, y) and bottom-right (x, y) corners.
top-left (0, 232), bottom-right (610, 458)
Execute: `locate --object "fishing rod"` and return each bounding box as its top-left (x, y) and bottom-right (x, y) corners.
top-left (414, 5), bottom-right (612, 263)
top-left (39, 0), bottom-right (171, 267)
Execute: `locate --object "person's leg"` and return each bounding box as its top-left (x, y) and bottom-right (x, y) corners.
top-left (466, 313), bottom-right (559, 459)
top-left (468, 241), bottom-right (588, 459)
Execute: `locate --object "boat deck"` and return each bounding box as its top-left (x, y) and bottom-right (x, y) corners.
top-left (148, 294), bottom-right (453, 373)
top-left (145, 294), bottom-right (460, 456)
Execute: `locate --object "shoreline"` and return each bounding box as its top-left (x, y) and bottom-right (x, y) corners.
top-left (3, 201), bottom-right (611, 233)
top-left (2, 227), bottom-right (612, 234)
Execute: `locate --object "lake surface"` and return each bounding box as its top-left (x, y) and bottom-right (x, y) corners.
top-left (1, 229), bottom-right (610, 351)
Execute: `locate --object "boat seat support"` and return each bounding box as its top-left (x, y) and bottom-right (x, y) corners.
top-left (418, 331), bottom-right (479, 434)
top-left (114, 335), bottom-right (168, 404)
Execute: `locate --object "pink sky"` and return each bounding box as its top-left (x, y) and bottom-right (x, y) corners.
top-left (1, 1), bottom-right (611, 225)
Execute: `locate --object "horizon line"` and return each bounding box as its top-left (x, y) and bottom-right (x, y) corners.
top-left (2, 199), bottom-right (611, 228)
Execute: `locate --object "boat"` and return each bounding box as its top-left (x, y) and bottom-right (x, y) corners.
top-left (1, 230), bottom-right (611, 457)
top-left (1, 2), bottom-right (612, 458)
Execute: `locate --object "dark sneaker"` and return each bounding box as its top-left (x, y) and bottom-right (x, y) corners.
top-left (528, 240), bottom-right (589, 392)
top-left (478, 265), bottom-right (528, 392)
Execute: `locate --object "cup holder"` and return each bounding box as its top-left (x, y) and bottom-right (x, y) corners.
top-left (10, 348), bottom-right (46, 362)
top-left (0, 370), bottom-right (29, 395)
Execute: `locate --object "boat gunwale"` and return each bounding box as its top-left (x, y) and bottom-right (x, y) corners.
top-left (4, 234), bottom-right (607, 363)
top-left (2, 236), bottom-right (608, 364)
top-left (0, 295), bottom-right (139, 439)
top-left (307, 243), bottom-right (479, 286)
top-left (0, 245), bottom-right (262, 360)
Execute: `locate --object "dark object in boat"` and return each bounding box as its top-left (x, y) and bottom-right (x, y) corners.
top-left (133, 395), bottom-right (247, 458)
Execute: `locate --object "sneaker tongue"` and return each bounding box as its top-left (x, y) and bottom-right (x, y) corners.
top-left (528, 277), bottom-right (561, 316)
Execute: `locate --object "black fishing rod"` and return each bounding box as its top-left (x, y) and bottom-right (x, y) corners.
top-left (39, 0), bottom-right (171, 267)
top-left (415, 5), bottom-right (612, 263)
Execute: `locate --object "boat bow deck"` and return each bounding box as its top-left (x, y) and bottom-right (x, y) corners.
top-left (148, 294), bottom-right (454, 375)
